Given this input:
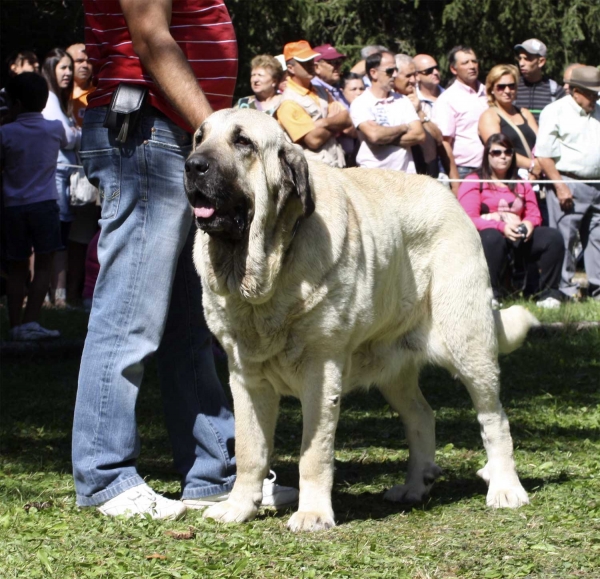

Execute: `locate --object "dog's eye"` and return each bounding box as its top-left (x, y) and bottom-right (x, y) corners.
top-left (194, 131), bottom-right (203, 148)
top-left (235, 134), bottom-right (253, 148)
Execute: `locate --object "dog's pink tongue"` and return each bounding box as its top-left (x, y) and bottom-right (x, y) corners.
top-left (194, 206), bottom-right (215, 218)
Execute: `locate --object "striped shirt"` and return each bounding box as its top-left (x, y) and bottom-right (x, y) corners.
top-left (514, 76), bottom-right (565, 122)
top-left (83, 0), bottom-right (237, 132)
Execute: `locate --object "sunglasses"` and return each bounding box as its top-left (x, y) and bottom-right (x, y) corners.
top-left (489, 149), bottom-right (514, 157)
top-left (495, 82), bottom-right (516, 91)
top-left (379, 66), bottom-right (398, 76)
top-left (417, 65), bottom-right (439, 75)
top-left (322, 58), bottom-right (344, 67)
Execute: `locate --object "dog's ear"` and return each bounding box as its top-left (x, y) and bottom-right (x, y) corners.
top-left (279, 142), bottom-right (315, 217)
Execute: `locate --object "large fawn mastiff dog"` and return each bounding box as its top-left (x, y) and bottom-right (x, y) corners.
top-left (185, 108), bottom-right (536, 532)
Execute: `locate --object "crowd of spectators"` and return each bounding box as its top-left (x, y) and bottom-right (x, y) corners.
top-left (1, 46), bottom-right (100, 340)
top-left (234, 38), bottom-right (599, 308)
top-left (1, 36), bottom-right (599, 341)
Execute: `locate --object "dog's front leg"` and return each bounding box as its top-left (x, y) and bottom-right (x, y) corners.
top-left (203, 373), bottom-right (279, 523)
top-left (288, 360), bottom-right (342, 532)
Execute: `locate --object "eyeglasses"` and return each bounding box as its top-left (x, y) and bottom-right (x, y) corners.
top-left (417, 65), bottom-right (439, 75)
top-left (324, 58), bottom-right (344, 67)
top-left (379, 67), bottom-right (398, 76)
top-left (495, 82), bottom-right (516, 91)
top-left (488, 148), bottom-right (514, 157)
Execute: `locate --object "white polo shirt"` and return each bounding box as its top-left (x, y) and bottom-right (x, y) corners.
top-left (536, 95), bottom-right (600, 179)
top-left (350, 88), bottom-right (419, 172)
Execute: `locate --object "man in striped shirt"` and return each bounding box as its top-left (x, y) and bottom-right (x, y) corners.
top-left (513, 38), bottom-right (565, 123)
top-left (72, 0), bottom-right (241, 520)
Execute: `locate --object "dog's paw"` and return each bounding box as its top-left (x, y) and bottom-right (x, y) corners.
top-left (287, 510), bottom-right (335, 532)
top-left (383, 483), bottom-right (429, 504)
top-left (203, 499), bottom-right (258, 523)
top-left (486, 484), bottom-right (530, 509)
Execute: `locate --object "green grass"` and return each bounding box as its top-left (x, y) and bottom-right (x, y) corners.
top-left (1, 301), bottom-right (599, 578)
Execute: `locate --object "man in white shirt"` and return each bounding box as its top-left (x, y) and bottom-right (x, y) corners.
top-left (350, 51), bottom-right (425, 171)
top-left (536, 66), bottom-right (600, 301)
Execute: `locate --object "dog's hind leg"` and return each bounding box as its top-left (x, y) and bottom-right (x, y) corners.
top-left (430, 319), bottom-right (529, 509)
top-left (378, 361), bottom-right (443, 504)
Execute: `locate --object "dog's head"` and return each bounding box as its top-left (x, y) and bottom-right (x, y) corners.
top-left (185, 108), bottom-right (315, 301)
top-left (185, 108), bottom-right (314, 243)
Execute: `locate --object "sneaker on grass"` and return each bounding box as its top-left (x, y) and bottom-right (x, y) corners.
top-left (97, 483), bottom-right (186, 520)
top-left (535, 296), bottom-right (561, 309)
top-left (183, 470), bottom-right (298, 510)
top-left (9, 321), bottom-right (61, 341)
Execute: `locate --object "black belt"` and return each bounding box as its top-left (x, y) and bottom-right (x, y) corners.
top-left (560, 171), bottom-right (585, 180)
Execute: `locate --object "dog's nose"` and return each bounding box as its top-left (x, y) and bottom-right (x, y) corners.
top-left (185, 155), bottom-right (210, 175)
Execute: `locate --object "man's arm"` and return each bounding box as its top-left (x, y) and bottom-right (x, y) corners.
top-left (394, 119), bottom-right (426, 147)
top-left (120, 0), bottom-right (213, 130)
top-left (358, 120), bottom-right (413, 146)
top-left (537, 156), bottom-right (573, 210)
top-left (441, 137), bottom-right (460, 195)
top-left (315, 108), bottom-right (352, 132)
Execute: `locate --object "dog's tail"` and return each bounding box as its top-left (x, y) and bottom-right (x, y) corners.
top-left (494, 305), bottom-right (540, 354)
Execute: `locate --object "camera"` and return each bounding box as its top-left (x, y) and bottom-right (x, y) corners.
top-left (512, 223), bottom-right (528, 248)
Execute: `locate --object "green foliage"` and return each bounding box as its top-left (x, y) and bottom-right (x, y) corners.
top-left (223, 0), bottom-right (600, 95)
top-left (1, 0), bottom-right (598, 96)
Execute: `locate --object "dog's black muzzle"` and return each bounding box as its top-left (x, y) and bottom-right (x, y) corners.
top-left (184, 152), bottom-right (249, 241)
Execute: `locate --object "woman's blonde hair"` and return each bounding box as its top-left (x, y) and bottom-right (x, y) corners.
top-left (485, 64), bottom-right (519, 107)
top-left (250, 54), bottom-right (284, 84)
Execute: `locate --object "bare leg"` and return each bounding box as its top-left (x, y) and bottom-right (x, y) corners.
top-left (378, 361), bottom-right (442, 504)
top-left (203, 375), bottom-right (280, 523)
top-left (51, 249), bottom-right (68, 306)
top-left (22, 252), bottom-right (54, 325)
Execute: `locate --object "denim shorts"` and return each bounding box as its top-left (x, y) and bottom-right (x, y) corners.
top-left (4, 200), bottom-right (62, 261)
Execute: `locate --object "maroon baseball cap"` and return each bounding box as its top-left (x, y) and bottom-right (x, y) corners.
top-left (313, 44), bottom-right (346, 62)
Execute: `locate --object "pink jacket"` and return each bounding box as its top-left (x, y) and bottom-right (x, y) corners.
top-left (458, 174), bottom-right (542, 232)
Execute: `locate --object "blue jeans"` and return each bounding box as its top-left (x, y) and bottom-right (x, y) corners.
top-left (72, 107), bottom-right (236, 506)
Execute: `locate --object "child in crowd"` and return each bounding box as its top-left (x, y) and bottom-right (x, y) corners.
top-left (0, 72), bottom-right (67, 340)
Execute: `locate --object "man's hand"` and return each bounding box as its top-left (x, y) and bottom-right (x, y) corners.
top-left (555, 181), bottom-right (574, 211)
top-left (407, 93), bottom-right (421, 113)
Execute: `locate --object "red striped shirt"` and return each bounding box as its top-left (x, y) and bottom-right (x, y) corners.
top-left (83, 0), bottom-right (238, 132)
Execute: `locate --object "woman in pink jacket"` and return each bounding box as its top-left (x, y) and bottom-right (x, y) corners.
top-left (458, 133), bottom-right (564, 308)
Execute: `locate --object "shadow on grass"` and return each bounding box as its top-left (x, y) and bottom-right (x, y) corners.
top-left (1, 328), bottom-right (597, 519)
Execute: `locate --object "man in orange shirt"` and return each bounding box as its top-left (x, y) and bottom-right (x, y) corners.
top-left (277, 40), bottom-right (351, 168)
top-left (66, 43), bottom-right (95, 127)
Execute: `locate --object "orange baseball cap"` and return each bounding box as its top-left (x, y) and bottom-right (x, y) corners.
top-left (283, 40), bottom-right (319, 62)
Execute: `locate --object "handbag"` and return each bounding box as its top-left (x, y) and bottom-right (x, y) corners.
top-left (69, 164), bottom-right (98, 206)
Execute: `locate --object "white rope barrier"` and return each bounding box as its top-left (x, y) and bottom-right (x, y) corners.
top-left (442, 178), bottom-right (600, 184)
top-left (56, 163), bottom-right (599, 184)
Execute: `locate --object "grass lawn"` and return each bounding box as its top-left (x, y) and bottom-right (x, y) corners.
top-left (1, 300), bottom-right (599, 578)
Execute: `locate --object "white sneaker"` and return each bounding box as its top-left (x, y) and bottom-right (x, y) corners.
top-left (9, 321), bottom-right (61, 341)
top-left (261, 470), bottom-right (299, 508)
top-left (536, 296), bottom-right (561, 309)
top-left (183, 470), bottom-right (299, 510)
top-left (97, 483), bottom-right (186, 520)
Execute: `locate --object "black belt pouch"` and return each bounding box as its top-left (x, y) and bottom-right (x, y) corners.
top-left (103, 84), bottom-right (148, 143)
